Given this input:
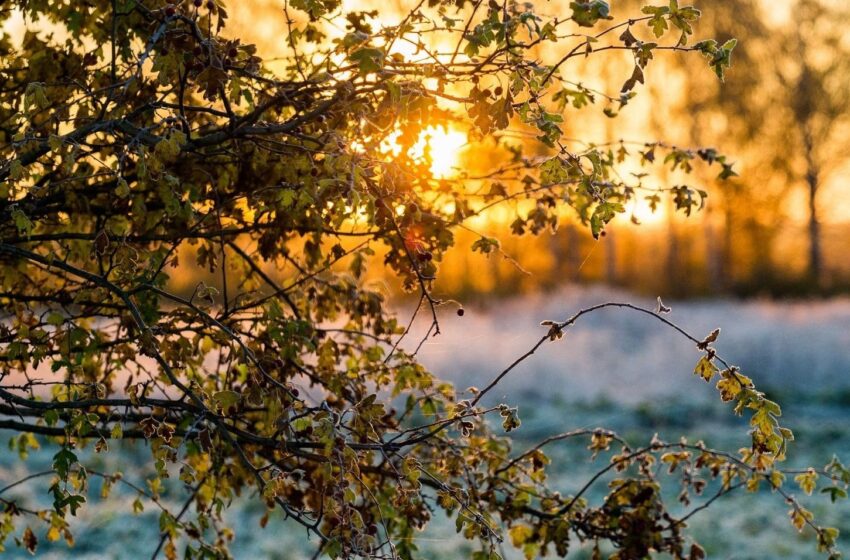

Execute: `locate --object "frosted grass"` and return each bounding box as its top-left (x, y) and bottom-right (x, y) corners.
top-left (3, 287), bottom-right (849, 558)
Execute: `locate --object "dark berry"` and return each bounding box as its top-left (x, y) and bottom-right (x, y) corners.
top-left (457, 308), bottom-right (465, 317)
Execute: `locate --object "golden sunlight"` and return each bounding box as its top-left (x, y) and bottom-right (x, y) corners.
top-left (629, 197), bottom-right (667, 226)
top-left (420, 125), bottom-right (468, 179)
top-left (380, 124), bottom-right (468, 179)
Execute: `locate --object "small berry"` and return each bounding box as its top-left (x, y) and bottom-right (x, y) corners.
top-left (193, 0), bottom-right (202, 7)
top-left (164, 5), bottom-right (176, 16)
top-left (457, 308), bottom-right (465, 317)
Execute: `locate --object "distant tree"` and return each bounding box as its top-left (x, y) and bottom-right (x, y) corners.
top-left (680, 0), bottom-right (782, 292)
top-left (640, 0), bottom-right (793, 294)
top-left (0, 1), bottom-right (845, 559)
top-left (776, 0), bottom-right (850, 286)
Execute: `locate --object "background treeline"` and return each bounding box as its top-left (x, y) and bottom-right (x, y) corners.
top-left (430, 0), bottom-right (850, 299)
top-left (168, 0), bottom-right (850, 300)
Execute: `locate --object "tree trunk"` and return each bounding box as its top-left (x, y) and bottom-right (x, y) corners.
top-left (565, 223), bottom-right (582, 282)
top-left (704, 202), bottom-right (724, 293)
top-left (723, 203), bottom-right (734, 288)
top-left (803, 129), bottom-right (822, 287)
top-left (605, 228), bottom-right (617, 285)
top-left (666, 197), bottom-right (681, 296)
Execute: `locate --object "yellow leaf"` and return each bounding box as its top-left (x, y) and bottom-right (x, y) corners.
top-left (46, 526), bottom-right (61, 542)
top-left (509, 524), bottom-right (533, 547)
top-left (694, 355), bottom-right (717, 382)
top-left (716, 376), bottom-right (741, 402)
top-left (789, 506), bottom-right (813, 531)
top-left (164, 537), bottom-right (177, 560)
top-left (794, 469), bottom-right (818, 496)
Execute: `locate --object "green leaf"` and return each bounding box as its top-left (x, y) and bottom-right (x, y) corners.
top-left (821, 486), bottom-right (848, 503)
top-left (115, 178), bottom-right (130, 198)
top-left (53, 448), bottom-right (77, 479)
top-left (350, 48), bottom-right (385, 74)
top-left (471, 237), bottom-right (500, 255)
top-left (213, 390), bottom-right (241, 410)
top-left (61, 494), bottom-right (86, 516)
top-left (570, 1), bottom-right (612, 27)
top-left (11, 207), bottom-right (34, 237)
top-left (290, 0), bottom-right (341, 19)
top-left (641, 5), bottom-right (670, 37)
top-left (45, 409), bottom-right (60, 427)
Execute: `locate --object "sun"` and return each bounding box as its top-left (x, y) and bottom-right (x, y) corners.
top-left (628, 196), bottom-right (667, 226)
top-left (425, 125), bottom-right (467, 178)
top-left (374, 124), bottom-right (468, 179)
top-left (410, 125), bottom-right (467, 179)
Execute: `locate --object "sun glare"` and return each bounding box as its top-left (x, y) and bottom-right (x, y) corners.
top-left (420, 125), bottom-right (467, 178)
top-left (378, 124), bottom-right (468, 179)
top-left (629, 197), bottom-right (667, 226)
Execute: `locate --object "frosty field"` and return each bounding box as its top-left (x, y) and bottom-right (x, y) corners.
top-left (3, 287), bottom-right (849, 558)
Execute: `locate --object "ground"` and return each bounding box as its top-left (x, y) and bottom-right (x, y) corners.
top-left (2, 287), bottom-right (849, 558)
